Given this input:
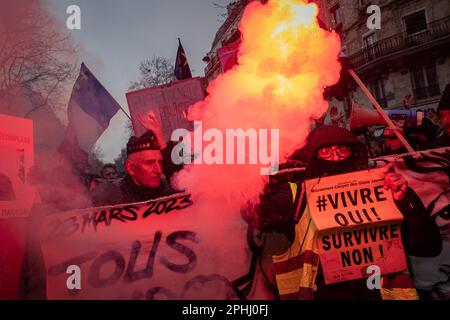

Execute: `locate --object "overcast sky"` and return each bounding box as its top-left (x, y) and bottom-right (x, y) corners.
top-left (44, 0), bottom-right (230, 162)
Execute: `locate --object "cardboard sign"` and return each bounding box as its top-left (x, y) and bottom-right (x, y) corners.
top-left (305, 168), bottom-right (403, 231)
top-left (316, 223), bottom-right (407, 284)
top-left (305, 168), bottom-right (407, 284)
top-left (40, 193), bottom-right (251, 300)
top-left (0, 114), bottom-right (34, 218)
top-left (126, 77), bottom-right (205, 138)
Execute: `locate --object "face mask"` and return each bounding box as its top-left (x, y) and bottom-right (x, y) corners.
top-left (307, 155), bottom-right (358, 179)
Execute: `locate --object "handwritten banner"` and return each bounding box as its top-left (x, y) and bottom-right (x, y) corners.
top-left (126, 77), bottom-right (204, 138)
top-left (306, 168), bottom-right (407, 284)
top-left (316, 222), bottom-right (407, 284)
top-left (40, 193), bottom-right (251, 300)
top-left (305, 168), bottom-right (403, 231)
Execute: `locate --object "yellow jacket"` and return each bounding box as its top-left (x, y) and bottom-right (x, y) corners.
top-left (272, 183), bottom-right (419, 300)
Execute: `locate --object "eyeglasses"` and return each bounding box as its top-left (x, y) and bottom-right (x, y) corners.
top-left (317, 145), bottom-right (352, 160)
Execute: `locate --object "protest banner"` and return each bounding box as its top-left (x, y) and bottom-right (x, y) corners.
top-left (0, 114), bottom-right (34, 298)
top-left (0, 114), bottom-right (35, 218)
top-left (372, 147), bottom-right (450, 295)
top-left (126, 77), bottom-right (205, 138)
top-left (305, 168), bottom-right (407, 284)
top-left (40, 193), bottom-right (253, 300)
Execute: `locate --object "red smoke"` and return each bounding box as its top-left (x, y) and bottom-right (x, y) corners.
top-left (176, 0), bottom-right (342, 210)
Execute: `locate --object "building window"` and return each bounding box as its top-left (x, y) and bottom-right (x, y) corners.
top-left (403, 10), bottom-right (427, 35)
top-left (411, 61), bottom-right (440, 100)
top-left (369, 78), bottom-right (387, 108)
top-left (330, 4), bottom-right (342, 28)
top-left (363, 32), bottom-right (377, 60)
top-left (358, 0), bottom-right (370, 8)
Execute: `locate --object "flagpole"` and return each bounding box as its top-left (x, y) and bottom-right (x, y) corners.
top-left (348, 69), bottom-right (415, 154)
top-left (118, 106), bottom-right (132, 121)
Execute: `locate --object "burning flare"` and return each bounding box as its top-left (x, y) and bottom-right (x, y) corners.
top-left (176, 0), bottom-right (342, 207)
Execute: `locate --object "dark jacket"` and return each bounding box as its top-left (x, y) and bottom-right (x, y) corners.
top-left (119, 175), bottom-right (174, 204)
top-left (118, 141), bottom-right (182, 204)
top-left (92, 142), bottom-right (183, 207)
top-left (257, 125), bottom-right (442, 300)
top-left (436, 132), bottom-right (450, 148)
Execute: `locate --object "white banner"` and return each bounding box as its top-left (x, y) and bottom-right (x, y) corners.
top-left (40, 193), bottom-right (254, 300)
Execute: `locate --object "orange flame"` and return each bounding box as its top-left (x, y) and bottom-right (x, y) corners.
top-left (176, 0), bottom-right (342, 207)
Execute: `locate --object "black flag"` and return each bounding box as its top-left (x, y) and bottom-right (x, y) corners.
top-left (174, 38), bottom-right (192, 80)
top-left (323, 55), bottom-right (356, 102)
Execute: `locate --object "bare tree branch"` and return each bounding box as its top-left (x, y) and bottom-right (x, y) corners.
top-left (129, 56), bottom-right (174, 91)
top-left (213, 2), bottom-right (229, 23)
top-left (0, 1), bottom-right (77, 117)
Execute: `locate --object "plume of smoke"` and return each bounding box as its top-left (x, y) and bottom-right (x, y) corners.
top-left (176, 0), bottom-right (342, 212)
top-left (0, 0), bottom-right (92, 299)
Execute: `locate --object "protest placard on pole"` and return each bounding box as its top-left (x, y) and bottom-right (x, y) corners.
top-left (305, 168), bottom-right (407, 284)
top-left (0, 114), bottom-right (34, 217)
top-left (126, 77), bottom-right (205, 139)
top-left (40, 193), bottom-right (252, 300)
top-left (0, 114), bottom-right (34, 299)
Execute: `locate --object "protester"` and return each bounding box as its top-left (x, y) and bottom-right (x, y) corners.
top-left (119, 130), bottom-right (175, 203)
top-left (382, 114), bottom-right (409, 155)
top-left (254, 125), bottom-right (442, 300)
top-left (100, 163), bottom-right (120, 181)
top-left (119, 110), bottom-right (188, 204)
top-left (18, 153), bottom-right (94, 300)
top-left (91, 112), bottom-right (182, 206)
top-left (0, 171), bottom-right (15, 201)
top-left (90, 164), bottom-right (123, 206)
top-left (381, 110), bottom-right (439, 154)
top-left (329, 106), bottom-right (346, 128)
top-left (405, 114), bottom-right (439, 151)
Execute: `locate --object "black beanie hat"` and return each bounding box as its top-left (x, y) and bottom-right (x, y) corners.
top-left (126, 130), bottom-right (159, 155)
top-left (437, 84), bottom-right (450, 112)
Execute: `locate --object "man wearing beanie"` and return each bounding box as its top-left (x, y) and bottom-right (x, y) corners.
top-left (93, 112), bottom-right (182, 206)
top-left (436, 84), bottom-right (450, 147)
top-left (118, 111), bottom-right (185, 204)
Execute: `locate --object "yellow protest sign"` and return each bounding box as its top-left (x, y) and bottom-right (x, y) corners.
top-left (305, 168), bottom-right (407, 284)
top-left (316, 222), bottom-right (407, 284)
top-left (305, 168), bottom-right (403, 231)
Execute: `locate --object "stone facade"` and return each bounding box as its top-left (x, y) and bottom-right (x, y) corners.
top-left (319, 0), bottom-right (450, 118)
top-left (203, 0), bottom-right (251, 84)
top-left (203, 0), bottom-right (450, 123)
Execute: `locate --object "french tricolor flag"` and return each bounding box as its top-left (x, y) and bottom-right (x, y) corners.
top-left (58, 63), bottom-right (120, 166)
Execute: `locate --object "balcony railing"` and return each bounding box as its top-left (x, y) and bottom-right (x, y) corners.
top-left (349, 16), bottom-right (450, 69)
top-left (205, 54), bottom-right (221, 76)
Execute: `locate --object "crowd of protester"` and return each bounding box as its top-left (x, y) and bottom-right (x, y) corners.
top-left (9, 84), bottom-right (450, 300)
top-left (353, 85), bottom-right (450, 157)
